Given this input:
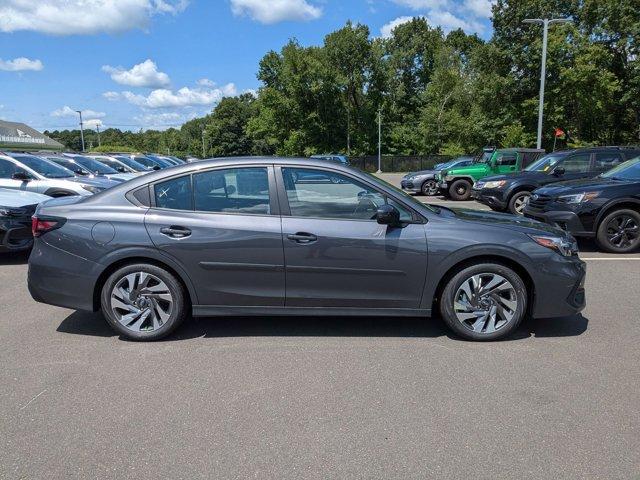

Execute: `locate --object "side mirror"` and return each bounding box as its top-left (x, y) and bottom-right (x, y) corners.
top-left (153, 166), bottom-right (161, 171)
top-left (376, 204), bottom-right (401, 227)
top-left (12, 171), bottom-right (32, 182)
top-left (117, 166), bottom-right (127, 173)
top-left (75, 169), bottom-right (85, 175)
top-left (553, 167), bottom-right (565, 176)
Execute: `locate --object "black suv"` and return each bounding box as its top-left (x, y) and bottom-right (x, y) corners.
top-left (524, 156), bottom-right (640, 253)
top-left (472, 147), bottom-right (640, 215)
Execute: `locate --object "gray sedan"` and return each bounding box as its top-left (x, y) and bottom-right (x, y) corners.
top-left (28, 157), bottom-right (586, 341)
top-left (401, 156), bottom-right (474, 195)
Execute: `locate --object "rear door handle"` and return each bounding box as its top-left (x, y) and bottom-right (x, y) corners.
top-left (160, 226), bottom-right (192, 238)
top-left (287, 232), bottom-right (317, 243)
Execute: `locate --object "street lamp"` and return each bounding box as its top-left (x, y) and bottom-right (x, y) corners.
top-left (522, 17), bottom-right (573, 149)
top-left (76, 110), bottom-right (85, 152)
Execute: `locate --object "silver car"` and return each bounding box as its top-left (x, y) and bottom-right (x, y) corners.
top-left (0, 152), bottom-right (110, 196)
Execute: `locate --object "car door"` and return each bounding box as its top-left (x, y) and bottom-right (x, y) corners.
top-left (144, 165), bottom-right (285, 307)
top-left (495, 153), bottom-right (518, 174)
top-left (277, 166), bottom-right (428, 309)
top-left (549, 153), bottom-right (594, 183)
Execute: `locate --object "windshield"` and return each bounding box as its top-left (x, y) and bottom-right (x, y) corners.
top-left (438, 158), bottom-right (471, 170)
top-left (13, 154), bottom-right (74, 178)
top-left (524, 154), bottom-right (564, 172)
top-left (96, 158), bottom-right (126, 170)
top-left (145, 155), bottom-right (173, 167)
top-left (70, 155), bottom-right (118, 175)
top-left (115, 156), bottom-right (150, 171)
top-left (475, 151), bottom-right (493, 164)
top-left (601, 157), bottom-right (640, 180)
top-left (47, 157), bottom-right (90, 175)
top-left (134, 155), bottom-right (164, 168)
top-left (361, 171), bottom-right (438, 213)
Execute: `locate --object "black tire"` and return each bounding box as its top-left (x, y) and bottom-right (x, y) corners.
top-left (448, 179), bottom-right (473, 201)
top-left (101, 263), bottom-right (188, 341)
top-left (440, 263), bottom-right (527, 341)
top-left (508, 191), bottom-right (532, 215)
top-left (596, 209), bottom-right (640, 253)
top-left (420, 179), bottom-right (439, 196)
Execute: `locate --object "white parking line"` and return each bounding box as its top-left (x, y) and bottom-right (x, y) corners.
top-left (581, 257), bottom-right (640, 261)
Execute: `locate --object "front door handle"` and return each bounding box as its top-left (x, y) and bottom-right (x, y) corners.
top-left (287, 232), bottom-right (317, 243)
top-left (160, 226), bottom-right (192, 238)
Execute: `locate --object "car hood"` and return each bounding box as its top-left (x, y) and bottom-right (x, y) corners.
top-left (480, 171), bottom-right (547, 183)
top-left (534, 177), bottom-right (621, 196)
top-left (66, 176), bottom-right (119, 189)
top-left (0, 188), bottom-right (51, 208)
top-left (448, 207), bottom-right (566, 236)
top-left (107, 173), bottom-right (137, 182)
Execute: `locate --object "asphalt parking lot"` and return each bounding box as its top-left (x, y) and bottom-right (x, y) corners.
top-left (2, 176), bottom-right (639, 479)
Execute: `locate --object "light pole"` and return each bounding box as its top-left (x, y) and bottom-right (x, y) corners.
top-left (201, 129), bottom-right (206, 158)
top-left (377, 108), bottom-right (382, 173)
top-left (96, 124), bottom-right (101, 147)
top-left (522, 17), bottom-right (572, 149)
top-left (76, 110), bottom-right (85, 152)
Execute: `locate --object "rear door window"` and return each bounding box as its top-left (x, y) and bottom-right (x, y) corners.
top-left (193, 168), bottom-right (270, 215)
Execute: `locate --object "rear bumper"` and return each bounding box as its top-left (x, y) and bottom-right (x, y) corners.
top-left (0, 218), bottom-right (33, 252)
top-left (524, 208), bottom-right (593, 237)
top-left (471, 189), bottom-right (508, 209)
top-left (530, 255), bottom-right (586, 318)
top-left (28, 238), bottom-right (102, 311)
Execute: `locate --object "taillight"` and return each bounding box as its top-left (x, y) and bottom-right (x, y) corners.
top-left (31, 216), bottom-right (64, 237)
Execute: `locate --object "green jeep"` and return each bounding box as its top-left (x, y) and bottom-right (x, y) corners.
top-left (436, 148), bottom-right (545, 200)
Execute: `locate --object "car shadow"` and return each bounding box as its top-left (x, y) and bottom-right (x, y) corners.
top-left (57, 310), bottom-right (589, 342)
top-left (0, 251), bottom-right (30, 265)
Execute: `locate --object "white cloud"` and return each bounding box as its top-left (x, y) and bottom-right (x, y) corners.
top-left (106, 83), bottom-right (238, 108)
top-left (230, 0), bottom-right (322, 24)
top-left (102, 59), bottom-right (170, 88)
top-left (463, 0), bottom-right (494, 19)
top-left (197, 78), bottom-right (216, 87)
top-left (380, 16), bottom-right (418, 38)
top-left (0, 57), bottom-right (44, 71)
top-left (84, 118), bottom-right (105, 129)
top-left (392, 0), bottom-right (447, 10)
top-left (0, 0), bottom-right (188, 35)
top-left (426, 10), bottom-right (483, 33)
top-left (51, 105), bottom-right (106, 119)
top-left (134, 111), bottom-right (199, 130)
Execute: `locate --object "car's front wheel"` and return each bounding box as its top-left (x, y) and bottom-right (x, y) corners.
top-left (421, 179), bottom-right (439, 196)
top-left (508, 191), bottom-right (531, 215)
top-left (101, 263), bottom-right (187, 341)
top-left (448, 179), bottom-right (472, 201)
top-left (440, 263), bottom-right (527, 341)
top-left (596, 209), bottom-right (640, 253)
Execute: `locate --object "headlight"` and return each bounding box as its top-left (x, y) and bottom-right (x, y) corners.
top-left (557, 192), bottom-right (599, 204)
top-left (529, 234), bottom-right (578, 256)
top-left (82, 185), bottom-right (103, 194)
top-left (482, 180), bottom-right (506, 189)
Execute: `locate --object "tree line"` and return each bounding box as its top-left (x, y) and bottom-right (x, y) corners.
top-left (46, 0), bottom-right (640, 158)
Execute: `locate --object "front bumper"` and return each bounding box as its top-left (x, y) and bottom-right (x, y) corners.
top-left (400, 179), bottom-right (421, 193)
top-left (531, 254), bottom-right (586, 318)
top-left (524, 208), bottom-right (593, 237)
top-left (0, 217), bottom-right (34, 252)
top-left (471, 188), bottom-right (508, 209)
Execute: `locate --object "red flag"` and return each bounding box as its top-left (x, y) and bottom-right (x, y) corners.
top-left (554, 128), bottom-right (565, 138)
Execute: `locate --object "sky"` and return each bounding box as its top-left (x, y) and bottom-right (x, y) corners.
top-left (0, 0), bottom-right (495, 132)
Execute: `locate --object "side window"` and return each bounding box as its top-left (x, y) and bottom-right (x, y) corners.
top-left (0, 159), bottom-right (18, 179)
top-left (282, 168), bottom-right (412, 221)
top-left (496, 154), bottom-right (517, 166)
top-left (594, 152), bottom-right (624, 172)
top-left (193, 168), bottom-right (270, 215)
top-left (154, 175), bottom-right (192, 210)
top-left (559, 154), bottom-right (591, 173)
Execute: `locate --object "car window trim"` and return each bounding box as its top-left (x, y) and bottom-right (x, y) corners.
top-left (148, 164), bottom-right (279, 216)
top-left (275, 164), bottom-right (425, 224)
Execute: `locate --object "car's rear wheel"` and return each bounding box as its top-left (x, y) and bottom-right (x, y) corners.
top-left (508, 191), bottom-right (532, 215)
top-left (101, 264), bottom-right (187, 341)
top-left (440, 263), bottom-right (527, 341)
top-left (421, 179), bottom-right (439, 196)
top-left (596, 209), bottom-right (640, 253)
top-left (448, 179), bottom-right (472, 201)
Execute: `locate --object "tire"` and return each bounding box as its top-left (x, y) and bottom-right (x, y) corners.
top-left (440, 263), bottom-right (527, 341)
top-left (101, 263), bottom-right (188, 341)
top-left (448, 179), bottom-right (473, 201)
top-left (420, 179), bottom-right (439, 196)
top-left (596, 209), bottom-right (640, 253)
top-left (490, 206), bottom-right (507, 212)
top-left (508, 191), bottom-right (532, 215)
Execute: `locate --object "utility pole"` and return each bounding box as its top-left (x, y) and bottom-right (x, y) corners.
top-left (202, 129), bottom-right (206, 158)
top-left (96, 124), bottom-right (101, 147)
top-left (377, 108), bottom-right (382, 173)
top-left (523, 17), bottom-right (572, 149)
top-left (76, 110), bottom-right (85, 152)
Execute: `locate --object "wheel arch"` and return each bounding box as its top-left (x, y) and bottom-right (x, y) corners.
top-left (505, 183), bottom-right (536, 202)
top-left (594, 198), bottom-right (640, 232)
top-left (43, 188), bottom-right (79, 197)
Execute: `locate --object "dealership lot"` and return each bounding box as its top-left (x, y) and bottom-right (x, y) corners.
top-left (1, 178), bottom-right (639, 478)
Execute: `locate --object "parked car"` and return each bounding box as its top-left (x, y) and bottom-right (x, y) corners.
top-left (86, 154), bottom-right (147, 175)
top-left (128, 154), bottom-right (172, 170)
top-left (0, 152), bottom-right (113, 196)
top-left (0, 188), bottom-right (51, 252)
top-left (472, 147), bottom-right (640, 215)
top-left (59, 154), bottom-right (137, 182)
top-left (524, 156), bottom-right (640, 253)
top-left (401, 156), bottom-right (474, 196)
top-left (144, 153), bottom-right (180, 167)
top-left (28, 157), bottom-right (585, 342)
top-left (107, 154), bottom-right (159, 172)
top-left (437, 148), bottom-right (545, 200)
top-left (310, 154), bottom-right (350, 166)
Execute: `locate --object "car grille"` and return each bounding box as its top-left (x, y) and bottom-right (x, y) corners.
top-left (527, 194), bottom-right (552, 211)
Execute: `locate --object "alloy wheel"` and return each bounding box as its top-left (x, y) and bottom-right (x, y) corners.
top-left (606, 214), bottom-right (639, 249)
top-left (453, 273), bottom-right (517, 334)
top-left (422, 180), bottom-right (439, 196)
top-left (110, 272), bottom-right (173, 333)
top-left (513, 194), bottom-right (530, 215)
